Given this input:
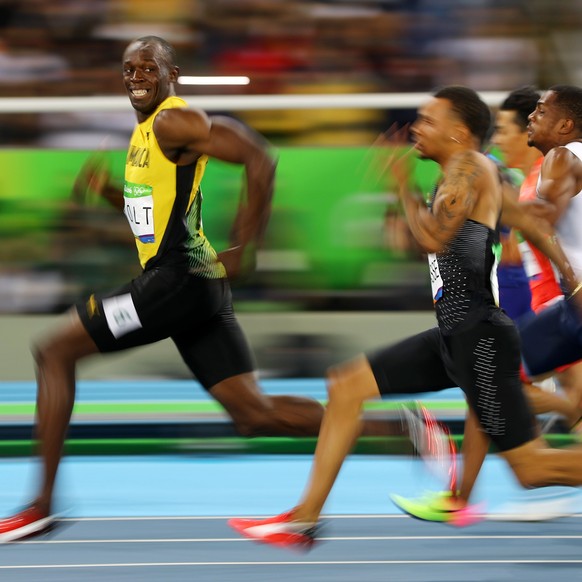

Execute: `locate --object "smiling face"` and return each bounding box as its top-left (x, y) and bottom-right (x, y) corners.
top-left (122, 40), bottom-right (179, 121)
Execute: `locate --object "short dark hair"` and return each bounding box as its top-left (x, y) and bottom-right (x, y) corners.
top-left (500, 86), bottom-right (540, 131)
top-left (548, 84), bottom-right (582, 132)
top-left (133, 35), bottom-right (177, 69)
top-left (433, 85), bottom-right (492, 147)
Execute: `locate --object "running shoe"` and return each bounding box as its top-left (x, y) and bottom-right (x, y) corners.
top-left (391, 490), bottom-right (485, 527)
top-left (228, 510), bottom-right (319, 549)
top-left (0, 506), bottom-right (55, 542)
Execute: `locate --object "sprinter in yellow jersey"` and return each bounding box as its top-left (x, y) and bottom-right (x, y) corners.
top-left (0, 36), bottom-right (328, 542)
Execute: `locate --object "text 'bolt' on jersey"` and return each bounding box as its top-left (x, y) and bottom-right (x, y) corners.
top-left (124, 95), bottom-right (225, 278)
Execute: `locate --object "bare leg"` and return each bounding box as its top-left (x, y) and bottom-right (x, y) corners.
top-left (457, 382), bottom-right (582, 504)
top-left (524, 383), bottom-right (581, 428)
top-left (210, 371), bottom-right (399, 438)
top-left (210, 373), bottom-right (325, 437)
top-left (502, 437), bottom-right (582, 487)
top-left (33, 311), bottom-right (99, 513)
top-left (555, 363), bottom-right (582, 421)
top-left (456, 405), bottom-right (490, 505)
top-left (290, 355), bottom-right (382, 523)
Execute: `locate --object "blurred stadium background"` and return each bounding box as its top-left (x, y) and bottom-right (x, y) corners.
top-left (1, 0), bottom-right (582, 381)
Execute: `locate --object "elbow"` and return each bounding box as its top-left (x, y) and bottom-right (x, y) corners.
top-left (248, 148), bottom-right (277, 182)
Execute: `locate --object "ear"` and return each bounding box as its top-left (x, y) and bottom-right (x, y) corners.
top-left (559, 117), bottom-right (575, 136)
top-left (169, 65), bottom-right (180, 83)
top-left (454, 123), bottom-right (470, 144)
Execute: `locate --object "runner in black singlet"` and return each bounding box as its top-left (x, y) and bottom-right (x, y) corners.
top-left (229, 86), bottom-right (582, 549)
top-left (451, 85), bottom-right (582, 513)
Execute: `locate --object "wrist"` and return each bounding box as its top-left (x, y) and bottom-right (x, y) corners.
top-left (568, 281), bottom-right (582, 300)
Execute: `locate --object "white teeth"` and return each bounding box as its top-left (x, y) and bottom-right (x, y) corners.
top-left (132, 89), bottom-right (148, 96)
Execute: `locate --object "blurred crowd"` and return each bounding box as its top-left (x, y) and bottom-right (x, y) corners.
top-left (1, 0), bottom-right (582, 315)
top-left (1, 0), bottom-right (582, 146)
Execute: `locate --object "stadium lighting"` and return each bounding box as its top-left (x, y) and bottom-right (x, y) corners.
top-left (178, 76), bottom-right (250, 86)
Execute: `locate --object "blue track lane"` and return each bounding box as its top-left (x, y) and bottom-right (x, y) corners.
top-left (0, 379), bottom-right (464, 402)
top-left (1, 454), bottom-right (581, 518)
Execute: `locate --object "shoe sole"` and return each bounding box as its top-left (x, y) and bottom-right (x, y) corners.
top-left (0, 516), bottom-right (55, 543)
top-left (229, 518), bottom-right (317, 551)
top-left (390, 493), bottom-right (451, 523)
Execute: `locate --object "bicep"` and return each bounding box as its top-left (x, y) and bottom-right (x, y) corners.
top-left (200, 117), bottom-right (268, 164)
top-left (537, 154), bottom-right (578, 224)
top-left (155, 111), bottom-right (268, 165)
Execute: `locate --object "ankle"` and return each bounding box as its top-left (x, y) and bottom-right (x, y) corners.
top-left (290, 506), bottom-right (319, 524)
top-left (31, 499), bottom-right (51, 516)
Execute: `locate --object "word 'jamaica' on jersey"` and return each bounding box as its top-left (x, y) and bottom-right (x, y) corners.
top-left (127, 145), bottom-right (150, 168)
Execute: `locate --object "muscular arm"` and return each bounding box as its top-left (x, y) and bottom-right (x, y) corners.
top-left (399, 152), bottom-right (482, 253)
top-left (155, 109), bottom-right (276, 252)
top-left (536, 148), bottom-right (580, 225)
top-left (501, 185), bottom-right (579, 294)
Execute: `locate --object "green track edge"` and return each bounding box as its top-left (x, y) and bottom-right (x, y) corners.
top-left (0, 434), bottom-right (577, 458)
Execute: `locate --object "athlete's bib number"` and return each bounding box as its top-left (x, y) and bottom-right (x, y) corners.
top-left (102, 293), bottom-right (143, 339)
top-left (428, 253), bottom-right (443, 302)
top-left (490, 245), bottom-right (500, 307)
top-left (124, 181), bottom-right (155, 243)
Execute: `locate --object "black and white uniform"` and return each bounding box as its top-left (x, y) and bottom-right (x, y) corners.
top-left (368, 219), bottom-right (535, 452)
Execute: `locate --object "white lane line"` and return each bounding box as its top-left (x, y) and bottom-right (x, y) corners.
top-left (56, 514), bottom-right (413, 521)
top-left (56, 514), bottom-right (582, 522)
top-left (2, 559), bottom-right (582, 569)
top-left (15, 534), bottom-right (582, 544)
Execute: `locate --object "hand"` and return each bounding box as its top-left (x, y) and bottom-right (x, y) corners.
top-left (217, 245), bottom-right (256, 281)
top-left (371, 123), bottom-right (416, 194)
top-left (568, 282), bottom-right (582, 320)
top-left (72, 154), bottom-right (111, 206)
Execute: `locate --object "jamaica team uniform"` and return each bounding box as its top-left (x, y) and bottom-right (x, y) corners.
top-left (77, 96), bottom-right (254, 388)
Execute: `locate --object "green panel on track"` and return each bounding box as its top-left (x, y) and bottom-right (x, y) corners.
top-left (0, 400), bottom-right (467, 417)
top-left (0, 434), bottom-right (576, 458)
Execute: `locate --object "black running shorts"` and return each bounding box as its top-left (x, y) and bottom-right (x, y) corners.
top-left (77, 266), bottom-right (255, 389)
top-left (367, 319), bottom-right (535, 452)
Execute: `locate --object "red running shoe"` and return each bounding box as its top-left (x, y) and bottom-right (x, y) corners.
top-left (0, 506), bottom-right (54, 542)
top-left (228, 510), bottom-right (319, 549)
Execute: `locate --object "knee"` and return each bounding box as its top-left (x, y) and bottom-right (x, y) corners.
top-left (507, 461), bottom-right (545, 489)
top-left (32, 334), bottom-right (78, 373)
top-left (326, 365), bottom-right (364, 407)
top-left (32, 339), bottom-right (52, 369)
top-left (510, 451), bottom-right (564, 489)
